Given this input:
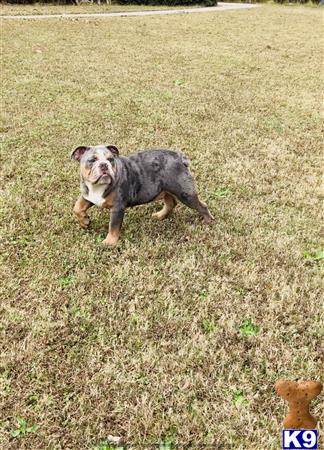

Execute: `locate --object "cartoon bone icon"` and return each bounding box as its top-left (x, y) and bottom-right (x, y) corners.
top-left (275, 380), bottom-right (323, 429)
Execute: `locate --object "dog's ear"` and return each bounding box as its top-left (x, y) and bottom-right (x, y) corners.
top-left (71, 146), bottom-right (88, 162)
top-left (105, 145), bottom-right (119, 157)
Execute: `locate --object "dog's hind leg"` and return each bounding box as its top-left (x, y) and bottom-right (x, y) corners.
top-left (152, 193), bottom-right (177, 220)
top-left (173, 191), bottom-right (214, 224)
top-left (166, 170), bottom-right (214, 224)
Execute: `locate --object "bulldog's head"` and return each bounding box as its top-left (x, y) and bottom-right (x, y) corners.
top-left (71, 144), bottom-right (119, 185)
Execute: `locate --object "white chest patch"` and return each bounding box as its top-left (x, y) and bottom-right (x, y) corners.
top-left (84, 182), bottom-right (107, 207)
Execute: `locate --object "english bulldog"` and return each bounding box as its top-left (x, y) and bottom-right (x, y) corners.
top-left (71, 144), bottom-right (214, 246)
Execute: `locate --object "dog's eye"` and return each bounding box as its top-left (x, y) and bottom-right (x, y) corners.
top-left (107, 157), bottom-right (115, 164)
top-left (88, 158), bottom-right (96, 164)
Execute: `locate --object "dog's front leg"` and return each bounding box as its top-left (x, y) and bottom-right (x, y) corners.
top-left (73, 196), bottom-right (93, 229)
top-left (103, 207), bottom-right (125, 246)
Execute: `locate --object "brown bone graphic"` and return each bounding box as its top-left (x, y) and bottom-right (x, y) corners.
top-left (275, 380), bottom-right (323, 429)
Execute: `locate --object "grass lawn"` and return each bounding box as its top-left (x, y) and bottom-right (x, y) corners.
top-left (0, 2), bottom-right (186, 15)
top-left (1, 4), bottom-right (323, 449)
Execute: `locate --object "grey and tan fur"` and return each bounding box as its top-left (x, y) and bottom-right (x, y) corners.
top-left (71, 144), bottom-right (214, 246)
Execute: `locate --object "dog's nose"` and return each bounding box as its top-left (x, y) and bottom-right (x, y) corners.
top-left (99, 163), bottom-right (108, 171)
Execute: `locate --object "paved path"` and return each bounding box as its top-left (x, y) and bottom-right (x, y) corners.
top-left (1, 3), bottom-right (258, 20)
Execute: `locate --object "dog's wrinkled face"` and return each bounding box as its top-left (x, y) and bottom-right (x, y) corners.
top-left (71, 144), bottom-right (119, 185)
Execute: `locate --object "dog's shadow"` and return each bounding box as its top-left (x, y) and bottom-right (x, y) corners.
top-left (90, 203), bottom-right (202, 245)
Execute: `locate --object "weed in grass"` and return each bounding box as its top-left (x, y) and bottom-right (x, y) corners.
top-left (173, 80), bottom-right (186, 86)
top-left (173, 79), bottom-right (186, 86)
top-left (0, 370), bottom-right (11, 397)
top-left (69, 303), bottom-right (85, 318)
top-left (10, 237), bottom-right (32, 247)
top-left (201, 319), bottom-right (217, 334)
top-left (136, 373), bottom-right (150, 385)
top-left (232, 390), bottom-right (249, 407)
top-left (26, 394), bottom-right (39, 407)
top-left (161, 425), bottom-right (177, 449)
top-left (58, 274), bottom-right (76, 286)
top-left (239, 320), bottom-right (260, 337)
top-left (159, 441), bottom-right (175, 450)
top-left (218, 253), bottom-right (232, 264)
top-left (188, 399), bottom-right (200, 417)
top-left (17, 258), bottom-right (30, 268)
top-left (303, 249), bottom-right (324, 264)
top-left (11, 417), bottom-right (39, 438)
top-left (209, 187), bottom-right (232, 199)
top-left (199, 289), bottom-right (208, 299)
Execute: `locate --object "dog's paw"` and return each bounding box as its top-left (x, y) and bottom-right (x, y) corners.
top-left (79, 217), bottom-right (90, 229)
top-left (202, 214), bottom-right (214, 225)
top-left (102, 234), bottom-right (119, 247)
top-left (152, 211), bottom-right (166, 221)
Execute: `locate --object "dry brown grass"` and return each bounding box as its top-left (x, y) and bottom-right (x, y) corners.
top-left (1, 4), bottom-right (323, 449)
top-left (0, 2), bottom-right (182, 16)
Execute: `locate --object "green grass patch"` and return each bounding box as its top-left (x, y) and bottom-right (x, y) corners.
top-left (11, 417), bottom-right (39, 438)
top-left (303, 249), bottom-right (324, 263)
top-left (239, 319), bottom-right (260, 337)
